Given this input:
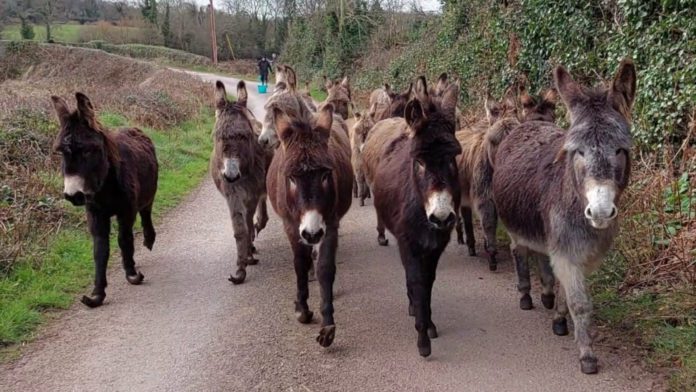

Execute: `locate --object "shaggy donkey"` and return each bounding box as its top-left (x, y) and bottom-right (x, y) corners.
top-left (52, 93), bottom-right (158, 307)
top-left (492, 59), bottom-right (636, 374)
top-left (368, 84), bottom-right (393, 121)
top-left (349, 110), bottom-right (376, 206)
top-left (211, 80), bottom-right (273, 284)
top-left (520, 88), bottom-right (558, 123)
top-left (322, 76), bottom-right (352, 120)
top-left (267, 103), bottom-right (353, 347)
top-left (454, 103), bottom-right (519, 271)
top-left (363, 77), bottom-right (461, 356)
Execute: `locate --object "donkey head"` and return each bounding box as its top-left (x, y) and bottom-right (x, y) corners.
top-left (260, 82), bottom-right (313, 148)
top-left (214, 80), bottom-right (257, 183)
top-left (485, 93), bottom-right (517, 125)
top-left (275, 64), bottom-right (298, 90)
top-left (274, 104), bottom-right (336, 245)
top-left (555, 59), bottom-right (636, 229)
top-left (520, 88), bottom-right (558, 123)
top-left (324, 76), bottom-right (352, 120)
top-left (387, 82), bottom-right (414, 118)
top-left (406, 76), bottom-right (462, 230)
top-left (51, 93), bottom-right (117, 206)
top-left (352, 110), bottom-right (376, 152)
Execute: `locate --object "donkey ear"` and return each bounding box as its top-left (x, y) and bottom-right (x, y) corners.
top-left (554, 65), bottom-right (585, 112)
top-left (415, 76), bottom-right (429, 101)
top-left (341, 76), bottom-right (350, 89)
top-left (404, 82), bottom-right (414, 98)
top-left (441, 83), bottom-right (459, 125)
top-left (286, 66), bottom-right (298, 90)
top-left (404, 99), bottom-right (426, 130)
top-left (236, 81), bottom-right (248, 107)
top-left (51, 95), bottom-right (71, 125)
top-left (610, 58), bottom-right (636, 115)
top-left (435, 73), bottom-right (448, 95)
top-left (75, 92), bottom-right (96, 124)
top-left (215, 81), bottom-right (228, 109)
top-left (324, 75), bottom-right (332, 91)
top-left (316, 103), bottom-right (334, 132)
top-left (383, 83), bottom-right (391, 94)
top-left (273, 107), bottom-right (294, 145)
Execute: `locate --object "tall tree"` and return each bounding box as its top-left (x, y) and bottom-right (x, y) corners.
top-left (141, 0), bottom-right (158, 25)
top-left (162, 1), bottom-right (172, 46)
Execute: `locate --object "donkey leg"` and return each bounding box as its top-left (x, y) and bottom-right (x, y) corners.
top-left (479, 200), bottom-right (497, 271)
top-left (291, 241), bottom-right (314, 324)
top-left (228, 205), bottom-right (251, 284)
top-left (552, 256), bottom-right (597, 374)
top-left (140, 204), bottom-right (156, 250)
top-left (512, 243), bottom-right (533, 310)
top-left (424, 256), bottom-right (440, 339)
top-left (455, 210), bottom-right (464, 245)
top-left (315, 226), bottom-right (338, 347)
top-left (82, 212), bottom-right (110, 308)
top-left (462, 207), bottom-right (476, 256)
top-left (552, 281), bottom-right (569, 336)
top-left (117, 212), bottom-right (144, 285)
top-left (253, 195), bottom-right (269, 237)
top-left (377, 215), bottom-right (388, 246)
top-left (358, 173), bottom-right (367, 207)
top-left (245, 205), bottom-right (259, 264)
top-left (538, 256), bottom-right (556, 309)
top-left (398, 242), bottom-right (430, 357)
top-left (353, 177), bottom-right (359, 198)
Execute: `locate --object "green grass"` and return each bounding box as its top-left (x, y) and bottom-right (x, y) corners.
top-left (591, 256), bottom-right (696, 391)
top-left (309, 86), bottom-right (328, 102)
top-left (3, 23), bottom-right (82, 43)
top-left (0, 110), bottom-right (214, 353)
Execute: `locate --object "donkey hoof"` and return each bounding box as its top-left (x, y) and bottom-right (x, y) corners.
top-left (417, 335), bottom-right (431, 357)
top-left (143, 234), bottom-right (155, 250)
top-left (81, 294), bottom-right (105, 308)
top-left (126, 272), bottom-right (144, 285)
top-left (468, 247), bottom-right (476, 257)
top-left (317, 325), bottom-right (336, 347)
top-left (519, 294), bottom-right (533, 310)
top-left (427, 324), bottom-right (438, 339)
top-left (408, 304), bottom-right (415, 317)
top-left (296, 310), bottom-right (314, 324)
top-left (246, 257), bottom-right (259, 266)
top-left (360, 200), bottom-right (365, 207)
top-left (378, 236), bottom-right (389, 246)
top-left (580, 355), bottom-right (598, 374)
top-left (541, 293), bottom-right (555, 309)
top-left (228, 269), bottom-right (247, 285)
top-left (488, 261), bottom-right (497, 271)
top-left (553, 318), bottom-right (569, 336)
top-left (251, 245), bottom-right (258, 254)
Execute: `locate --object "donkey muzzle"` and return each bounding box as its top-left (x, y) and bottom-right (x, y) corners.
top-left (63, 175), bottom-right (88, 206)
top-left (428, 212), bottom-right (456, 230)
top-left (64, 191), bottom-right (86, 206)
top-left (299, 210), bottom-right (326, 245)
top-left (425, 191), bottom-right (456, 230)
top-left (584, 181), bottom-right (618, 229)
top-left (222, 158), bottom-right (241, 183)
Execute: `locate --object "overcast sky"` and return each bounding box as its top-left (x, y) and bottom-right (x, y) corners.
top-left (195, 0), bottom-right (441, 13)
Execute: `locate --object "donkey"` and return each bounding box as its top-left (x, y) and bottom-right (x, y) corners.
top-left (492, 59), bottom-right (636, 374)
top-left (363, 77), bottom-right (461, 357)
top-left (258, 79), bottom-right (317, 149)
top-left (454, 94), bottom-right (517, 246)
top-left (454, 102), bottom-right (519, 271)
top-left (520, 88), bottom-right (558, 123)
top-left (349, 110), bottom-right (376, 205)
top-left (277, 64), bottom-right (317, 112)
top-left (368, 84), bottom-right (393, 121)
top-left (211, 80), bottom-right (273, 284)
top-left (510, 87), bottom-right (559, 310)
top-left (51, 93), bottom-right (158, 308)
top-left (376, 82), bottom-right (413, 121)
top-left (322, 76), bottom-right (352, 120)
top-left (266, 103), bottom-right (353, 347)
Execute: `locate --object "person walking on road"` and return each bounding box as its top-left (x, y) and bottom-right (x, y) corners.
top-left (258, 57), bottom-right (272, 86)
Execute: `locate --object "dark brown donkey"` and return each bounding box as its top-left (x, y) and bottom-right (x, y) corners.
top-left (211, 80), bottom-right (273, 284)
top-left (266, 103), bottom-right (353, 347)
top-left (363, 77), bottom-right (461, 357)
top-left (492, 59), bottom-right (636, 374)
top-left (52, 93), bottom-right (158, 307)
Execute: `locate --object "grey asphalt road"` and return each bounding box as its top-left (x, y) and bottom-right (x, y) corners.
top-left (0, 74), bottom-right (659, 392)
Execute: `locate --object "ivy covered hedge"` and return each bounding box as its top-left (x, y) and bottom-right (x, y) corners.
top-left (284, 0), bottom-right (695, 150)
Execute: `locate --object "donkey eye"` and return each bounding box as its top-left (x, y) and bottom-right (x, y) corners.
top-left (615, 148), bottom-right (624, 156)
top-left (321, 172), bottom-right (331, 185)
top-left (577, 150), bottom-right (585, 157)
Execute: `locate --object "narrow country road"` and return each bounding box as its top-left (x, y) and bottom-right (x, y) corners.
top-left (0, 73), bottom-right (657, 392)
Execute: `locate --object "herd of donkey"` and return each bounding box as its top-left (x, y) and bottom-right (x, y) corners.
top-left (50, 57), bottom-right (636, 375)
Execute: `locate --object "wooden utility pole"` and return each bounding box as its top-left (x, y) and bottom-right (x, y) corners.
top-left (209, 0), bottom-right (218, 64)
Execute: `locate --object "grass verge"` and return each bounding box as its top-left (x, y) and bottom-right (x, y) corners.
top-left (0, 110), bottom-right (214, 357)
top-left (3, 23), bottom-right (83, 43)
